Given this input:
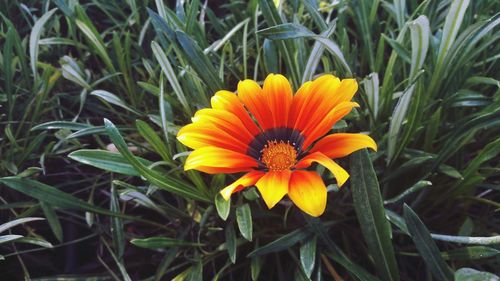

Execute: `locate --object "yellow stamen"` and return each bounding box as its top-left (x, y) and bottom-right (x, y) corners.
top-left (261, 140), bottom-right (297, 171)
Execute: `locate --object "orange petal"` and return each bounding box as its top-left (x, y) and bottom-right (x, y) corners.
top-left (302, 101), bottom-right (359, 149)
top-left (288, 170), bottom-right (327, 217)
top-left (310, 133), bottom-right (377, 159)
top-left (192, 108), bottom-right (255, 144)
top-left (211, 90), bottom-right (260, 136)
top-left (288, 75), bottom-right (340, 132)
top-left (220, 170), bottom-right (265, 201)
top-left (296, 152), bottom-right (349, 187)
top-left (237, 79), bottom-right (274, 130)
top-left (262, 74), bottom-right (293, 127)
top-left (177, 123), bottom-right (249, 154)
top-left (184, 147), bottom-right (258, 174)
top-left (287, 81), bottom-right (313, 129)
top-left (255, 170), bottom-right (291, 209)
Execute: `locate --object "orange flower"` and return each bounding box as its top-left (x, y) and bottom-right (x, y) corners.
top-left (177, 74), bottom-right (376, 216)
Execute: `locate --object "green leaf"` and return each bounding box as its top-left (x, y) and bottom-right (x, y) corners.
top-left (61, 61), bottom-right (91, 90)
top-left (257, 23), bottom-right (316, 39)
top-left (247, 228), bottom-right (311, 257)
top-left (441, 246), bottom-right (500, 260)
top-left (306, 217), bottom-right (381, 281)
top-left (175, 31), bottom-right (224, 93)
top-left (430, 234), bottom-right (500, 245)
top-left (30, 8), bottom-right (58, 80)
top-left (300, 236), bottom-right (316, 278)
top-left (454, 137), bottom-right (500, 194)
top-left (0, 177), bottom-right (140, 221)
top-left (350, 149), bottom-right (399, 281)
top-left (363, 72), bottom-right (380, 119)
top-left (40, 202), bottom-right (63, 242)
top-left (251, 254), bottom-right (262, 281)
top-left (382, 34), bottom-right (411, 64)
top-left (130, 237), bottom-right (203, 248)
top-left (387, 84), bottom-right (416, 162)
top-left (110, 184), bottom-right (125, 258)
top-left (151, 41), bottom-right (191, 115)
top-left (409, 15), bottom-right (430, 80)
top-left (384, 180), bottom-right (432, 204)
top-left (69, 149), bottom-right (152, 176)
top-left (0, 235), bottom-right (23, 244)
top-left (75, 19), bottom-right (115, 72)
top-left (454, 268), bottom-right (499, 281)
top-left (236, 203), bottom-right (253, 241)
top-left (302, 21), bottom-right (336, 83)
top-left (13, 237), bottom-right (53, 248)
top-left (258, 0), bottom-right (300, 87)
top-left (31, 121), bottom-right (92, 131)
top-left (403, 204), bottom-right (453, 281)
top-left (215, 193), bottom-right (231, 221)
top-left (263, 39), bottom-right (279, 73)
top-left (0, 217), bottom-right (45, 233)
top-left (187, 260), bottom-right (203, 281)
top-left (103, 119), bottom-right (209, 202)
top-left (225, 223), bottom-right (237, 263)
top-left (4, 28), bottom-right (14, 118)
top-left (436, 0), bottom-right (471, 68)
top-left (91, 90), bottom-right (142, 115)
top-left (136, 120), bottom-right (172, 162)
top-left (259, 23), bottom-right (350, 75)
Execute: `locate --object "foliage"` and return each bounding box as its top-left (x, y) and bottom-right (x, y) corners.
top-left (1, 0), bottom-right (499, 280)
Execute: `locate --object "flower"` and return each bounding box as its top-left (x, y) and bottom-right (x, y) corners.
top-left (177, 74), bottom-right (377, 217)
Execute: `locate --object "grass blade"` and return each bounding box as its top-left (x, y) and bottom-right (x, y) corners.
top-left (131, 237), bottom-right (203, 248)
top-left (0, 217), bottom-right (44, 234)
top-left (225, 223), bottom-right (237, 263)
top-left (69, 149), bottom-right (152, 176)
top-left (350, 149), bottom-right (399, 281)
top-left (300, 236), bottom-right (316, 278)
top-left (247, 228), bottom-right (311, 257)
top-left (409, 15), bottom-right (430, 80)
top-left (30, 8), bottom-right (58, 81)
top-left (104, 119), bottom-right (210, 202)
top-left (454, 268), bottom-right (499, 280)
top-left (387, 84), bottom-right (416, 162)
top-left (151, 41), bottom-right (192, 115)
top-left (0, 177), bottom-right (140, 221)
top-left (40, 202), bottom-right (63, 243)
top-left (436, 0), bottom-right (471, 68)
top-left (91, 90), bottom-right (142, 116)
top-left (403, 204), bottom-right (453, 281)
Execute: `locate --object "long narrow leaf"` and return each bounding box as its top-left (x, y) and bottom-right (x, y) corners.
top-left (351, 149), bottom-right (399, 281)
top-left (403, 204), bottom-right (453, 281)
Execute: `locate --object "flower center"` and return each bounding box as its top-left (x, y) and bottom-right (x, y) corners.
top-left (261, 140), bottom-right (297, 171)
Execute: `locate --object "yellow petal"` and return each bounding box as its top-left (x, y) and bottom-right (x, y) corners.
top-left (255, 170), bottom-right (291, 209)
top-left (310, 133), bottom-right (377, 159)
top-left (210, 90), bottom-right (260, 136)
top-left (295, 152), bottom-right (349, 187)
top-left (177, 123), bottom-right (249, 153)
top-left (192, 108), bottom-right (255, 143)
top-left (288, 170), bottom-right (327, 217)
top-left (184, 147), bottom-right (258, 174)
top-left (220, 170), bottom-right (265, 201)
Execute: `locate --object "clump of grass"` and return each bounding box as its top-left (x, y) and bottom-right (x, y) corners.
top-left (0, 0), bottom-right (499, 280)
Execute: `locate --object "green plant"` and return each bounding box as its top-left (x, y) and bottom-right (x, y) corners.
top-left (1, 0), bottom-right (499, 280)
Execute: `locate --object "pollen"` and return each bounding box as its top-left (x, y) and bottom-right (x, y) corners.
top-left (261, 140), bottom-right (297, 171)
